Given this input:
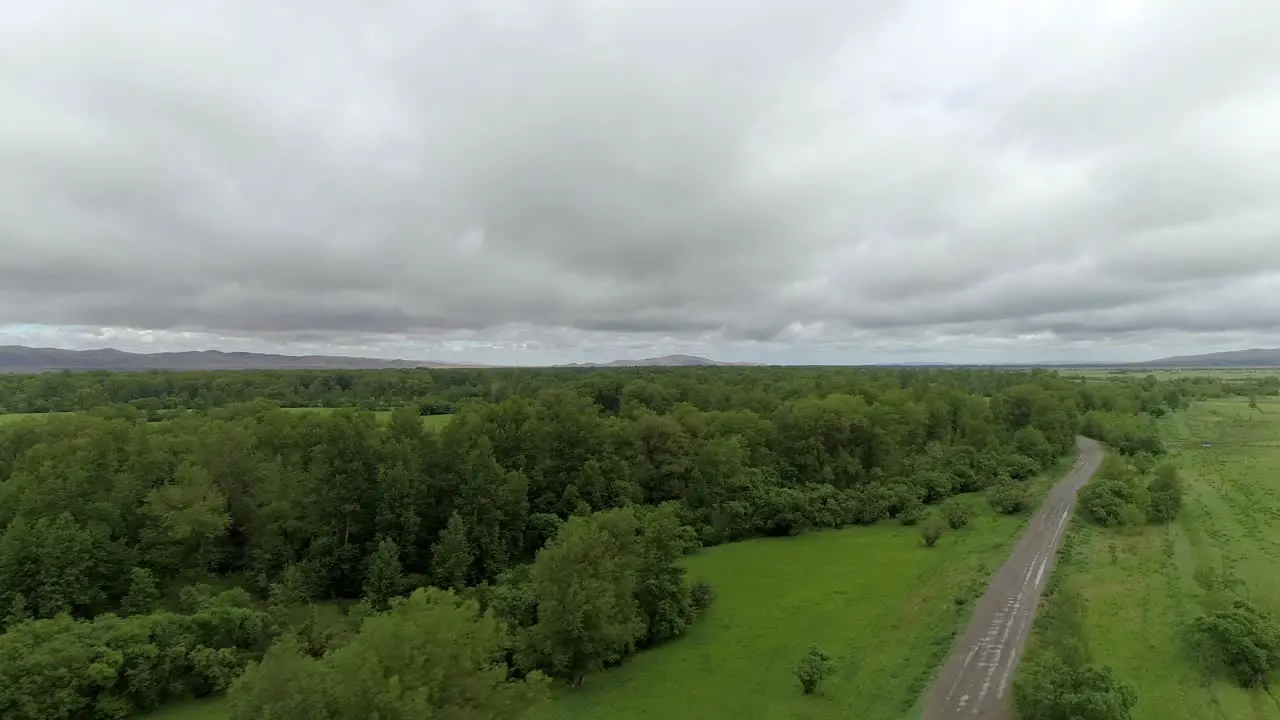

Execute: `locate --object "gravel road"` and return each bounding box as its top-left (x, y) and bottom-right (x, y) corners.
top-left (919, 436), bottom-right (1103, 719)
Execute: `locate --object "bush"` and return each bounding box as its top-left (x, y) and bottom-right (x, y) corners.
top-left (1191, 598), bottom-right (1280, 688)
top-left (1014, 653), bottom-right (1136, 720)
top-left (920, 514), bottom-right (946, 548)
top-left (988, 482), bottom-right (1029, 515)
top-left (898, 499), bottom-right (926, 527)
top-left (1146, 465), bottom-right (1183, 523)
top-left (794, 643), bottom-right (834, 695)
top-left (689, 581), bottom-right (716, 614)
top-left (941, 499), bottom-right (973, 529)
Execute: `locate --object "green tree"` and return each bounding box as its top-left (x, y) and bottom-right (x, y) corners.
top-left (140, 463), bottom-right (231, 577)
top-left (230, 588), bottom-right (548, 720)
top-left (635, 503), bottom-right (698, 646)
top-left (987, 481), bottom-right (1029, 515)
top-left (1015, 653), bottom-right (1136, 720)
top-left (794, 643), bottom-right (834, 695)
top-left (430, 512), bottom-right (474, 591)
top-left (1192, 598), bottom-right (1280, 688)
top-left (121, 567), bottom-right (161, 615)
top-left (1146, 465), bottom-right (1183, 523)
top-left (522, 514), bottom-right (644, 685)
top-left (362, 538), bottom-right (403, 611)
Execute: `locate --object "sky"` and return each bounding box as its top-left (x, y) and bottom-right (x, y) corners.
top-left (2, 0), bottom-right (1279, 366)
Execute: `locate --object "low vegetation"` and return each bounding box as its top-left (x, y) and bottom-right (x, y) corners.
top-left (1016, 394), bottom-right (1280, 720)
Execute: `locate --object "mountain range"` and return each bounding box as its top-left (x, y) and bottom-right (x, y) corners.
top-left (0, 346), bottom-right (756, 373)
top-left (3, 344), bottom-right (1280, 373)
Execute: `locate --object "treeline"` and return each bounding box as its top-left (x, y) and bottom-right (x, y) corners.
top-left (0, 367), bottom-right (1173, 718)
top-left (1, 364), bottom-right (1202, 417)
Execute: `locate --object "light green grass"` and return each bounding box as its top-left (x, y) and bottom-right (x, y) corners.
top-left (532, 468), bottom-right (1071, 720)
top-left (0, 411), bottom-right (76, 424)
top-left (277, 407), bottom-right (453, 429)
top-left (1034, 397), bottom-right (1280, 720)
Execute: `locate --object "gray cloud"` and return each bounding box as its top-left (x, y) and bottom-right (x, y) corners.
top-left (2, 0), bottom-right (1280, 363)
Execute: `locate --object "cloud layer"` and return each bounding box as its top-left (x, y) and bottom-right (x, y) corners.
top-left (2, 0), bottom-right (1279, 363)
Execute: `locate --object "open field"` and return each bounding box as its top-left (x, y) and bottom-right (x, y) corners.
top-left (1027, 396), bottom-right (1280, 720)
top-left (0, 408), bottom-right (453, 429)
top-left (135, 461), bottom-right (1073, 720)
top-left (1061, 367), bottom-right (1280, 381)
top-left (0, 411), bottom-right (76, 424)
top-left (530, 462), bottom-right (1072, 720)
top-left (277, 406), bottom-right (453, 429)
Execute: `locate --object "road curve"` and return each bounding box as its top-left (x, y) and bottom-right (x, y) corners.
top-left (919, 436), bottom-right (1103, 720)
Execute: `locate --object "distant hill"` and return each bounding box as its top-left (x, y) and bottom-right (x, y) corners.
top-left (0, 345), bottom-right (487, 373)
top-left (1132, 348), bottom-right (1280, 367)
top-left (560, 354), bottom-right (761, 368)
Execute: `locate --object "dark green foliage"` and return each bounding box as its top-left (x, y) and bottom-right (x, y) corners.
top-left (794, 643), bottom-right (835, 695)
top-left (1079, 456), bottom-right (1150, 528)
top-left (0, 589), bottom-right (268, 720)
top-left (941, 498), bottom-right (973, 529)
top-left (920, 514), bottom-right (946, 547)
top-left (228, 588), bottom-right (548, 719)
top-left (1146, 464), bottom-right (1183, 523)
top-left (361, 538), bottom-right (403, 611)
top-left (121, 567), bottom-right (161, 616)
top-left (898, 499), bottom-right (926, 526)
top-left (987, 481), bottom-right (1029, 514)
top-left (430, 512), bottom-right (475, 592)
top-left (1190, 598), bottom-right (1280, 688)
top-left (1014, 653), bottom-right (1137, 720)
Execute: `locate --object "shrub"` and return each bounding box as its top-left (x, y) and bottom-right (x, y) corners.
top-left (794, 643), bottom-right (834, 695)
top-left (898, 499), bottom-right (926, 527)
top-left (1014, 653), bottom-right (1136, 720)
top-left (686, 580), bottom-right (713, 607)
top-left (988, 482), bottom-right (1029, 515)
top-left (1191, 598), bottom-right (1280, 688)
top-left (942, 499), bottom-right (973, 529)
top-left (1146, 465), bottom-right (1183, 523)
top-left (920, 514), bottom-right (946, 548)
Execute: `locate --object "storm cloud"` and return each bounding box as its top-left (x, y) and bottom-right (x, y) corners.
top-left (2, 0), bottom-right (1279, 364)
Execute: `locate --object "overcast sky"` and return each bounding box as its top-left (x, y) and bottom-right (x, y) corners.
top-left (2, 0), bottom-right (1278, 365)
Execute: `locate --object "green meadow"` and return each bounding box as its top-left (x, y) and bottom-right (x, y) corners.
top-left (1028, 397), bottom-right (1280, 720)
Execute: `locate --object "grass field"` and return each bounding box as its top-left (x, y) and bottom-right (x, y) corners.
top-left (529, 462), bottom-right (1072, 720)
top-left (0, 411), bottom-right (76, 424)
top-left (0, 408), bottom-right (453, 430)
top-left (277, 407), bottom-right (453, 429)
top-left (1027, 397), bottom-right (1280, 720)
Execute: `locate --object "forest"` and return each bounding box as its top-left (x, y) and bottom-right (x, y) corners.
top-left (0, 366), bottom-right (1186, 719)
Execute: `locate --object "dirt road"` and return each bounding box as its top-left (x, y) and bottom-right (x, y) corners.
top-left (919, 436), bottom-right (1103, 719)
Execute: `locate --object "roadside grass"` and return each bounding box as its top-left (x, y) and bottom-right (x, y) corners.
top-left (134, 459), bottom-right (1074, 720)
top-left (1018, 397), bottom-right (1280, 720)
